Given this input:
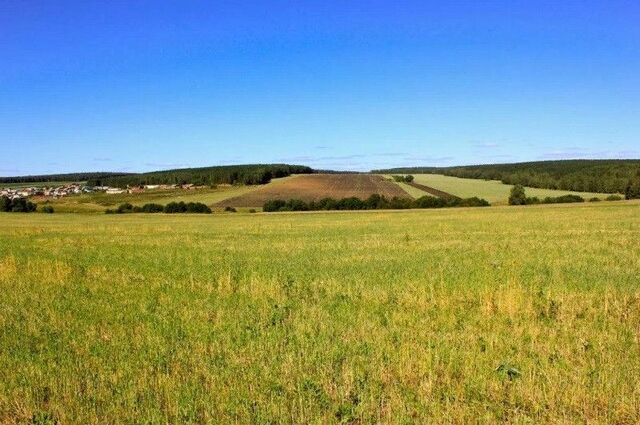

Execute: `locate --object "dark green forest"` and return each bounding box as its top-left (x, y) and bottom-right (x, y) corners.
top-left (375, 160), bottom-right (640, 195)
top-left (0, 172), bottom-right (132, 184)
top-left (89, 164), bottom-right (313, 187)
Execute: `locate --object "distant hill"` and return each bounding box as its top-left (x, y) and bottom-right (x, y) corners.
top-left (0, 172), bottom-right (133, 184)
top-left (374, 159), bottom-right (640, 194)
top-left (90, 164), bottom-right (314, 187)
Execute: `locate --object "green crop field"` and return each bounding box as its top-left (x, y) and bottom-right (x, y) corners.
top-left (410, 174), bottom-right (614, 204)
top-left (1, 202), bottom-right (639, 423)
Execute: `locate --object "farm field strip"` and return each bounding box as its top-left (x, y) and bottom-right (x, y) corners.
top-left (405, 181), bottom-right (459, 199)
top-left (413, 174), bottom-right (614, 204)
top-left (216, 174), bottom-right (411, 207)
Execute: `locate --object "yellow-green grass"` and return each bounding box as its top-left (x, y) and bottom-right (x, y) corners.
top-left (411, 174), bottom-right (615, 204)
top-left (1, 202), bottom-right (639, 423)
top-left (385, 179), bottom-right (428, 199)
top-left (37, 176), bottom-right (297, 213)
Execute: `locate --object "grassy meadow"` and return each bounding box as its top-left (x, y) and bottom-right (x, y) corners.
top-left (1, 202), bottom-right (639, 423)
top-left (411, 174), bottom-right (613, 204)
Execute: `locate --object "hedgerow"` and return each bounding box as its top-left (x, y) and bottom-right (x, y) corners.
top-left (263, 194), bottom-right (490, 212)
top-left (0, 196), bottom-right (38, 213)
top-left (106, 202), bottom-right (211, 214)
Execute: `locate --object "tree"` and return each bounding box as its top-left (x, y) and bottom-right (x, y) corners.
top-left (141, 203), bottom-right (164, 213)
top-left (508, 185), bottom-right (527, 205)
top-left (625, 170), bottom-right (640, 199)
top-left (116, 203), bottom-right (134, 213)
top-left (9, 198), bottom-right (37, 212)
top-left (0, 196), bottom-right (10, 212)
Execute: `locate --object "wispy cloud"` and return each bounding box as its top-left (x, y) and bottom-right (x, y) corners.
top-left (472, 142), bottom-right (500, 149)
top-left (93, 157), bottom-right (112, 162)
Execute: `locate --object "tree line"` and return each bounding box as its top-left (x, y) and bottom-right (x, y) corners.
top-left (375, 160), bottom-right (640, 195)
top-left (508, 185), bottom-right (624, 206)
top-left (392, 175), bottom-right (414, 183)
top-left (90, 164), bottom-right (313, 188)
top-left (106, 202), bottom-right (212, 214)
top-left (0, 172), bottom-right (132, 184)
top-left (263, 194), bottom-right (490, 212)
top-left (0, 197), bottom-right (38, 212)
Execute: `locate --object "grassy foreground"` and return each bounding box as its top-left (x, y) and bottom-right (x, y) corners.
top-left (1, 202), bottom-right (639, 423)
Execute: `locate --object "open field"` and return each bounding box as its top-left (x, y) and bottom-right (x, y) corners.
top-left (1, 201), bottom-right (639, 423)
top-left (411, 174), bottom-right (615, 204)
top-left (217, 174), bottom-right (411, 207)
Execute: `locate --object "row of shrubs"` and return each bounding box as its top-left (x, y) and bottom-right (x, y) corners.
top-left (392, 175), bottom-right (415, 183)
top-left (0, 196), bottom-right (38, 212)
top-left (106, 201), bottom-right (212, 214)
top-left (263, 194), bottom-right (490, 212)
top-left (508, 185), bottom-right (624, 205)
top-left (0, 197), bottom-right (55, 213)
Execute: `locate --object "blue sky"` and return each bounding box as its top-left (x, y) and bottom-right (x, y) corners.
top-left (1, 1), bottom-right (639, 175)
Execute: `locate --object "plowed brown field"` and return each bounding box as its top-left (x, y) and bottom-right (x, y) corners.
top-left (406, 181), bottom-right (459, 199)
top-left (216, 174), bottom-right (411, 207)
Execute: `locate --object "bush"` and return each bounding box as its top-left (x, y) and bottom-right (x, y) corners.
top-left (525, 196), bottom-right (541, 205)
top-left (312, 198), bottom-right (338, 210)
top-left (263, 199), bottom-right (287, 212)
top-left (392, 175), bottom-right (414, 183)
top-left (164, 202), bottom-right (187, 213)
top-left (185, 202), bottom-right (211, 213)
top-left (509, 185), bottom-right (527, 205)
top-left (116, 203), bottom-right (134, 214)
top-left (625, 172), bottom-right (640, 199)
top-left (0, 196), bottom-right (10, 212)
top-left (263, 194), bottom-right (490, 212)
top-left (336, 197), bottom-right (366, 210)
top-left (249, 209), bottom-right (257, 213)
top-left (414, 196), bottom-right (447, 208)
top-left (141, 203), bottom-right (164, 213)
top-left (606, 194), bottom-right (623, 201)
top-left (548, 194), bottom-right (584, 204)
top-left (283, 199), bottom-right (308, 211)
top-left (458, 197), bottom-right (490, 207)
top-left (224, 206), bottom-right (237, 213)
top-left (0, 197), bottom-right (38, 213)
top-left (105, 209), bottom-right (115, 214)
top-left (589, 197), bottom-right (601, 202)
top-left (42, 205), bottom-right (55, 213)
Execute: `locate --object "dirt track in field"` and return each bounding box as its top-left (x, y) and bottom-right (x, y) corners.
top-left (216, 174), bottom-right (411, 207)
top-left (406, 181), bottom-right (460, 199)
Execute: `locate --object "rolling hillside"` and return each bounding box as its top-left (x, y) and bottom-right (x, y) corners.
top-left (407, 174), bottom-right (614, 205)
top-left (375, 159), bottom-right (640, 194)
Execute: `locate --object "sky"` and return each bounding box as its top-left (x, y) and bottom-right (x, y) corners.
top-left (1, 1), bottom-right (639, 175)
